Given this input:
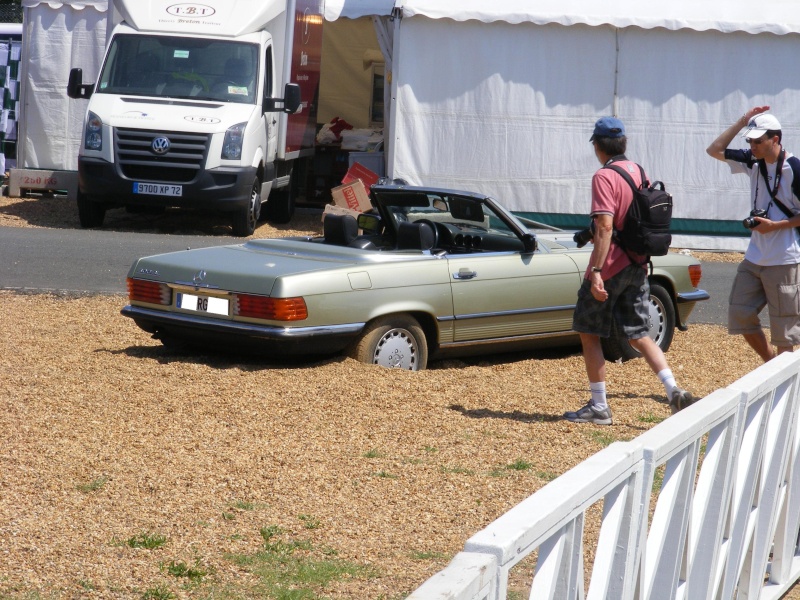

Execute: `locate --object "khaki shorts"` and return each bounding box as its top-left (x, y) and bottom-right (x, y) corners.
top-left (728, 260), bottom-right (800, 347)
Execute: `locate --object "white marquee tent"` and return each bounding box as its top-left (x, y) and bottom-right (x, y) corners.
top-left (17, 0), bottom-right (800, 249)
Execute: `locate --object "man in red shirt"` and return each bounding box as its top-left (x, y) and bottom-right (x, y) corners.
top-left (564, 117), bottom-right (693, 425)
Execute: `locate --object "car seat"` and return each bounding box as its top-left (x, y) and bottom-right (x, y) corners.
top-left (397, 221), bottom-right (435, 250)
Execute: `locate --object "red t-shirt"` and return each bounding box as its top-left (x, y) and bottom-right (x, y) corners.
top-left (588, 160), bottom-right (647, 279)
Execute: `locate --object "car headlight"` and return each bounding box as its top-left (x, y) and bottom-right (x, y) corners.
top-left (84, 111), bottom-right (102, 151)
top-left (221, 122), bottom-right (246, 160)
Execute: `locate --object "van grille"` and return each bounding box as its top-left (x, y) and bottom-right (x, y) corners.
top-left (115, 128), bottom-right (210, 183)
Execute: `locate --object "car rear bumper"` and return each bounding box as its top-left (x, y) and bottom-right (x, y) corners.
top-left (675, 288), bottom-right (710, 331)
top-left (121, 305), bottom-right (365, 355)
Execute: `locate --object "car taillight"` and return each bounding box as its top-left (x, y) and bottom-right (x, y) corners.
top-left (235, 294), bottom-right (308, 321)
top-left (688, 264), bottom-right (702, 288)
top-left (127, 278), bottom-right (171, 305)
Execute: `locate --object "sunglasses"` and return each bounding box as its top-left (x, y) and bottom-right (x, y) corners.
top-left (748, 135), bottom-right (771, 145)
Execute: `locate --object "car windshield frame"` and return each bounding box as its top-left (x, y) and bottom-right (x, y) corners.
top-left (369, 185), bottom-right (537, 252)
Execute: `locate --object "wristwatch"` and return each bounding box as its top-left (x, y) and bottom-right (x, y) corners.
top-left (591, 267), bottom-right (603, 273)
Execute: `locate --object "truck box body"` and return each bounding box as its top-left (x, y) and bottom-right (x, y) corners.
top-left (70, 0), bottom-right (321, 234)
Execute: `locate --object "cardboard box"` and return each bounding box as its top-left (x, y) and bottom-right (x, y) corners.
top-left (321, 203), bottom-right (361, 222)
top-left (330, 179), bottom-right (372, 213)
top-left (341, 161), bottom-right (380, 188)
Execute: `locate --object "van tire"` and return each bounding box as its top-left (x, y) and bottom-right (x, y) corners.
top-left (231, 177), bottom-right (260, 237)
top-left (77, 191), bottom-right (106, 228)
top-left (263, 186), bottom-right (295, 224)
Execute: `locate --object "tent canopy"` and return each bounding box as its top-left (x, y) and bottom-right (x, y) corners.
top-left (327, 0), bottom-right (800, 36)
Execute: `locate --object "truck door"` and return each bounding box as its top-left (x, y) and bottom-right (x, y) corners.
top-left (264, 45), bottom-right (277, 162)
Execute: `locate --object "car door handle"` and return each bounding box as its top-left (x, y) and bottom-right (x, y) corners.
top-left (453, 269), bottom-right (477, 280)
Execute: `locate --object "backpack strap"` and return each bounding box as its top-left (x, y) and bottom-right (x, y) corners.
top-left (602, 163), bottom-right (652, 272)
top-left (787, 155), bottom-right (800, 203)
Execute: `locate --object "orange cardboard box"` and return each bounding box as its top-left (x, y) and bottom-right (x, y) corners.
top-left (321, 203), bottom-right (360, 222)
top-left (330, 179), bottom-right (372, 213)
top-left (341, 161), bottom-right (380, 188)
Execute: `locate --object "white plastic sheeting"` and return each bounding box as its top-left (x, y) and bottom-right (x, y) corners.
top-left (18, 0), bottom-right (110, 171)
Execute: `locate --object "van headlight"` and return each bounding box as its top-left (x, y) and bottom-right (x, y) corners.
top-left (222, 122), bottom-right (246, 160)
top-left (84, 111), bottom-right (103, 151)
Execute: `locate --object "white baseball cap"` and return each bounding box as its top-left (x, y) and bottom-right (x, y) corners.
top-left (742, 113), bottom-right (782, 140)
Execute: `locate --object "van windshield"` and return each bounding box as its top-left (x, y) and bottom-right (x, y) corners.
top-left (97, 34), bottom-right (259, 104)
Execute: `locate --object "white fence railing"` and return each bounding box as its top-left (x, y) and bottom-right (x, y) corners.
top-left (408, 352), bottom-right (800, 600)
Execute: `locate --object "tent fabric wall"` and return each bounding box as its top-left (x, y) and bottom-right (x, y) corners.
top-left (388, 12), bottom-right (800, 249)
top-left (18, 0), bottom-right (109, 171)
top-left (390, 17), bottom-right (614, 213)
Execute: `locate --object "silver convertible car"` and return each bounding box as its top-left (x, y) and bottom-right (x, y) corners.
top-left (122, 184), bottom-right (709, 370)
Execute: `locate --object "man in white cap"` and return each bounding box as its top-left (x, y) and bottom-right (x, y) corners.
top-left (564, 116), bottom-right (694, 425)
top-left (707, 107), bottom-right (800, 361)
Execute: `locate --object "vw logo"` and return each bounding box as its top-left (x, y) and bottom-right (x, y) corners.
top-left (193, 270), bottom-right (207, 284)
top-left (151, 137), bottom-right (171, 155)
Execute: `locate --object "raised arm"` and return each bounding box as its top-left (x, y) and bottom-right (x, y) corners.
top-left (706, 106), bottom-right (770, 161)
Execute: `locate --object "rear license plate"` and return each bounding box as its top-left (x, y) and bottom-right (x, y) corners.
top-left (133, 182), bottom-right (183, 197)
top-left (176, 292), bottom-right (229, 316)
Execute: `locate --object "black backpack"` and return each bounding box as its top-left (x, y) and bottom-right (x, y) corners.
top-left (604, 164), bottom-right (672, 257)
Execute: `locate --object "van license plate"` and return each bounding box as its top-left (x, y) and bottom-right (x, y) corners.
top-left (176, 292), bottom-right (229, 316)
top-left (133, 182), bottom-right (183, 197)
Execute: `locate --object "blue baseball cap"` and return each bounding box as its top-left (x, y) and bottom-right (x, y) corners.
top-left (590, 116), bottom-right (626, 141)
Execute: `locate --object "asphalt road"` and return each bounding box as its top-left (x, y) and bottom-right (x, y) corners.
top-left (0, 225), bottom-right (735, 325)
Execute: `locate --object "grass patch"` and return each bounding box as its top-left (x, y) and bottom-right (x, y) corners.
top-left (141, 585), bottom-right (175, 599)
top-left (223, 524), bottom-right (375, 598)
top-left (363, 448), bottom-right (384, 459)
top-left (410, 550), bottom-right (447, 561)
top-left (439, 465), bottom-right (474, 475)
top-left (299, 514), bottom-right (321, 530)
top-left (75, 476), bottom-right (108, 493)
top-left (372, 471), bottom-right (397, 479)
top-left (163, 558), bottom-right (208, 583)
top-left (639, 413), bottom-right (666, 424)
top-left (587, 429), bottom-right (619, 447)
top-left (506, 459), bottom-right (533, 471)
top-left (125, 532), bottom-right (168, 550)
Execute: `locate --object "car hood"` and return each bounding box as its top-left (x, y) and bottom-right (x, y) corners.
top-left (127, 238), bottom-right (437, 296)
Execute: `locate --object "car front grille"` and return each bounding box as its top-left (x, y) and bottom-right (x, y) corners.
top-left (115, 128), bottom-right (210, 183)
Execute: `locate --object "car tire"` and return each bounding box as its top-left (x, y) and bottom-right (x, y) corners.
top-left (77, 190), bottom-right (106, 228)
top-left (601, 282), bottom-right (676, 362)
top-left (350, 315), bottom-right (428, 371)
top-left (231, 177), bottom-right (260, 237)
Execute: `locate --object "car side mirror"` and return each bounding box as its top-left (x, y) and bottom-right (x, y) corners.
top-left (521, 233), bottom-right (537, 253)
top-left (67, 68), bottom-right (94, 99)
top-left (357, 212), bottom-right (381, 233)
top-left (264, 83), bottom-right (301, 113)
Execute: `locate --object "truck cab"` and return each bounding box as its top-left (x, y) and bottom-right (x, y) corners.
top-left (68, 0), bottom-right (318, 236)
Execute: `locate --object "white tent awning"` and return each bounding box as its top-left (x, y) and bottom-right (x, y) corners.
top-left (395, 0), bottom-right (800, 36)
top-left (21, 0), bottom-right (107, 10)
top-left (324, 0), bottom-right (394, 21)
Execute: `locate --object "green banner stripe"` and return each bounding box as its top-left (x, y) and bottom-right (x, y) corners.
top-left (517, 212), bottom-right (751, 238)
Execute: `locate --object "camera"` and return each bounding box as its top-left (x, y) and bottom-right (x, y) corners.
top-left (573, 221), bottom-right (595, 248)
top-left (743, 208), bottom-right (768, 229)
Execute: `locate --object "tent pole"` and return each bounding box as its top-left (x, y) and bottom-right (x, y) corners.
top-left (613, 28), bottom-right (619, 116)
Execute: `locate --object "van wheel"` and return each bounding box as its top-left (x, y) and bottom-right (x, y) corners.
top-left (231, 177), bottom-right (260, 237)
top-left (77, 190), bottom-right (106, 228)
top-left (350, 315), bottom-right (428, 371)
top-left (263, 186), bottom-right (295, 224)
top-left (601, 283), bottom-right (675, 362)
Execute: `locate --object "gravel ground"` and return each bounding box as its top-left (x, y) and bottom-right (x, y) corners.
top-left (0, 195), bottom-right (791, 599)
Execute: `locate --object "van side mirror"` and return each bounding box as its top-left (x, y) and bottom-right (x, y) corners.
top-left (264, 83), bottom-right (301, 113)
top-left (67, 68), bottom-right (94, 99)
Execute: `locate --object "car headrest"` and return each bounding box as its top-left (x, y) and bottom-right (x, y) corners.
top-left (397, 221), bottom-right (435, 250)
top-left (323, 213), bottom-right (359, 246)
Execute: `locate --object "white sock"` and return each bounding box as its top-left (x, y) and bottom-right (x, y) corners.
top-left (590, 382), bottom-right (607, 410)
top-left (658, 369), bottom-right (677, 397)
